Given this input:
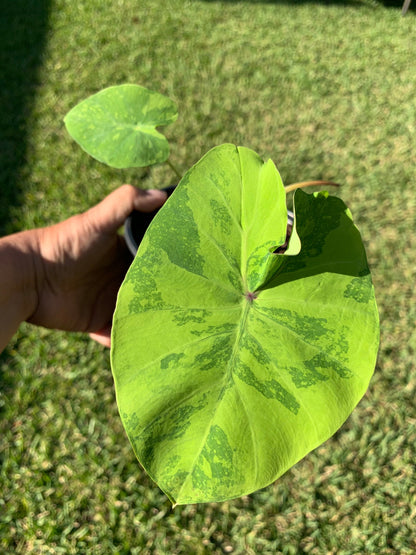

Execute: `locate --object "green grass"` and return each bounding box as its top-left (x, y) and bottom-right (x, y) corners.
top-left (1, 0), bottom-right (416, 552)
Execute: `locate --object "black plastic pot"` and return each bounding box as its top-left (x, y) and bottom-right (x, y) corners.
top-left (276, 209), bottom-right (294, 254)
top-left (124, 185), bottom-right (176, 256)
top-left (124, 186), bottom-right (294, 257)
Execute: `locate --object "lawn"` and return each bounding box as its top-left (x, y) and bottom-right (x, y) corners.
top-left (1, 0), bottom-right (415, 553)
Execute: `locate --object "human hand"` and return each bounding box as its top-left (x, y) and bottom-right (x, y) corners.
top-left (28, 186), bottom-right (167, 347)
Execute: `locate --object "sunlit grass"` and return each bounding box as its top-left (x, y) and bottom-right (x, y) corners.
top-left (1, 0), bottom-right (415, 553)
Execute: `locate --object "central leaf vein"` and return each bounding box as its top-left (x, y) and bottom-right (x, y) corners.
top-left (174, 299), bottom-right (249, 500)
top-left (197, 227), bottom-right (241, 283)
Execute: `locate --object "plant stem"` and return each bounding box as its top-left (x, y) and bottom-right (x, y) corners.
top-left (284, 180), bottom-right (340, 194)
top-left (166, 159), bottom-right (183, 181)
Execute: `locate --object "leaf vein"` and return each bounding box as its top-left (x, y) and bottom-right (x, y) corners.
top-left (254, 308), bottom-right (355, 377)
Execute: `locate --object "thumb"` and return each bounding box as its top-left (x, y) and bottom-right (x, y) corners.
top-left (85, 185), bottom-right (168, 235)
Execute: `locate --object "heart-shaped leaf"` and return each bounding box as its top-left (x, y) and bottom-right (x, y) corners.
top-left (64, 84), bottom-right (178, 168)
top-left (111, 144), bottom-right (379, 505)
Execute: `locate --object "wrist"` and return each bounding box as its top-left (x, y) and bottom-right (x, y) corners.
top-left (0, 229), bottom-right (43, 349)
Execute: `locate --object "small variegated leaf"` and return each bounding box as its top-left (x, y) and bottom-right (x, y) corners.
top-left (64, 84), bottom-right (178, 168)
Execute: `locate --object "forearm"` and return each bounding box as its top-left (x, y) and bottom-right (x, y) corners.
top-left (0, 230), bottom-right (40, 352)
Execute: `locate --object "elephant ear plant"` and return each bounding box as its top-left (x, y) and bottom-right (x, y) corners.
top-left (65, 85), bottom-right (380, 505)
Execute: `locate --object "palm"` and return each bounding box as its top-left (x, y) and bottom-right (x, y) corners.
top-left (27, 186), bottom-right (166, 346)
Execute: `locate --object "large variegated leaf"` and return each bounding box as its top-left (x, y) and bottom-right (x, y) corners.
top-left (111, 144), bottom-right (379, 505)
top-left (64, 84), bottom-right (178, 168)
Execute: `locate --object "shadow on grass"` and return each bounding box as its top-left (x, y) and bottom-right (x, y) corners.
top-left (198, 0), bottom-right (408, 9)
top-left (0, 1), bottom-right (51, 455)
top-left (0, 0), bottom-right (52, 235)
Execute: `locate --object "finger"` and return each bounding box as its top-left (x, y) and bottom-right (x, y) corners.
top-left (89, 324), bottom-right (112, 348)
top-left (133, 187), bottom-right (168, 213)
top-left (86, 185), bottom-right (168, 235)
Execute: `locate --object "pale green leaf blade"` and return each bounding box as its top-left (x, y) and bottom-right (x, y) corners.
top-left (238, 147), bottom-right (289, 291)
top-left (111, 144), bottom-right (379, 505)
top-left (64, 84), bottom-right (178, 168)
